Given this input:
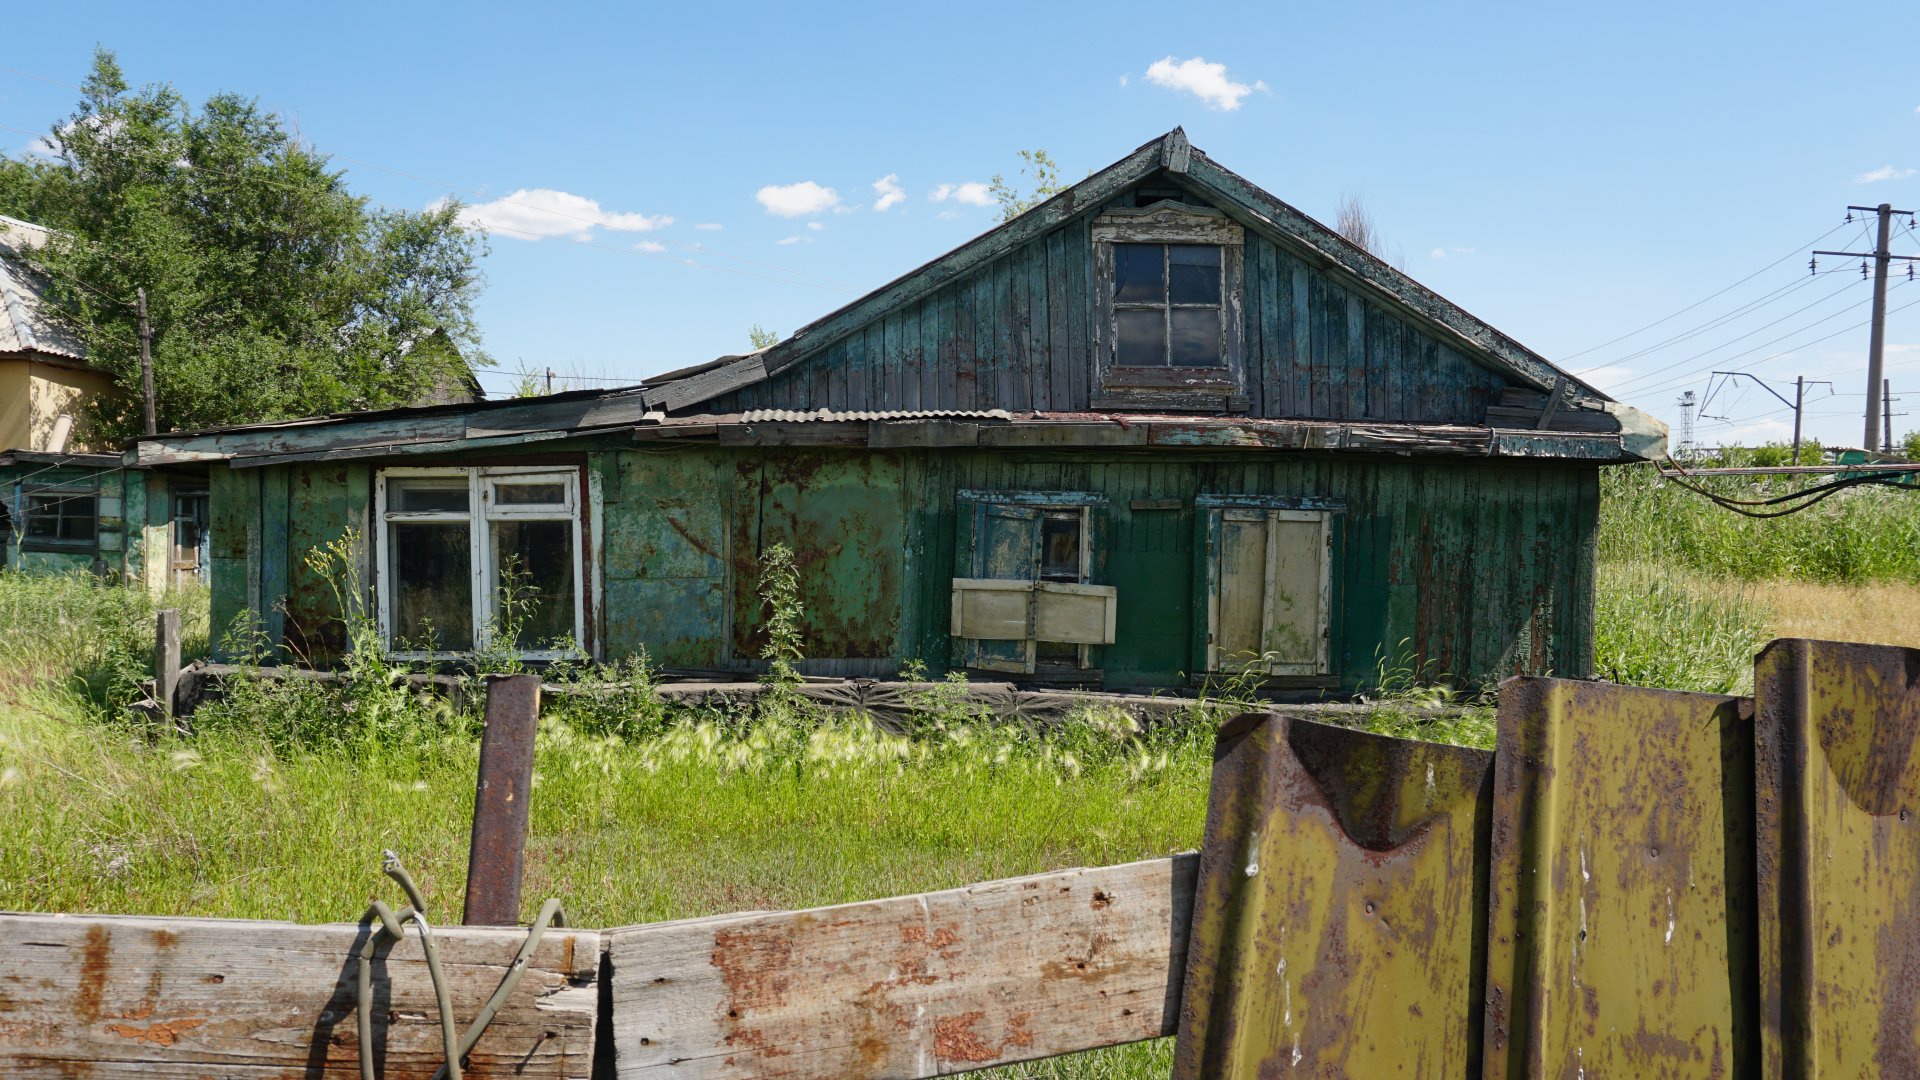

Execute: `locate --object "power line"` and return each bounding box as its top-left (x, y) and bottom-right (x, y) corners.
top-left (1614, 278), bottom-right (1892, 397)
top-left (1565, 220), bottom-right (1853, 366)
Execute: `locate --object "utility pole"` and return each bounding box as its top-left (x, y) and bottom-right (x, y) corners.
top-left (1814, 203), bottom-right (1919, 449)
top-left (136, 287), bottom-right (156, 436)
top-left (1677, 391), bottom-right (1696, 460)
top-left (1884, 379), bottom-right (1907, 453)
top-left (545, 367), bottom-right (555, 394)
top-left (1700, 371), bottom-right (1830, 461)
top-left (1793, 376), bottom-right (1805, 462)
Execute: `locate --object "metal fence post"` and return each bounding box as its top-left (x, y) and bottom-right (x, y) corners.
top-left (155, 608), bottom-right (180, 722)
top-left (463, 673), bottom-right (541, 926)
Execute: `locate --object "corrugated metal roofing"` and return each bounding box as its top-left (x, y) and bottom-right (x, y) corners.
top-left (738, 408), bottom-right (1013, 424)
top-left (0, 215), bottom-right (87, 361)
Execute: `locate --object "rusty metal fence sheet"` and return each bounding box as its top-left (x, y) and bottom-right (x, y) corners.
top-left (1483, 679), bottom-right (1756, 1078)
top-left (1756, 639), bottom-right (1920, 1077)
top-left (1174, 713), bottom-right (1495, 1078)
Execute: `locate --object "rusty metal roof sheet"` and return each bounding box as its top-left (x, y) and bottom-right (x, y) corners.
top-left (736, 407), bottom-right (1013, 424)
top-left (0, 215), bottom-right (87, 361)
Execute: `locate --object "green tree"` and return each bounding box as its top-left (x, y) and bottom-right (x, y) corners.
top-left (0, 49), bottom-right (487, 437)
top-left (747, 323), bottom-right (779, 349)
top-left (988, 149), bottom-right (1064, 223)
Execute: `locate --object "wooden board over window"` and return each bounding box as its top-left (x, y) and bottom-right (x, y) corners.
top-left (1204, 507), bottom-right (1331, 674)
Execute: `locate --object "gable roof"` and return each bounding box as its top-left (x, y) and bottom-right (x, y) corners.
top-left (0, 215), bottom-right (88, 363)
top-left (642, 129), bottom-right (1610, 414)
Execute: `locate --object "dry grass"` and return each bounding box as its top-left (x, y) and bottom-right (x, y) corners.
top-left (1752, 579), bottom-right (1920, 648)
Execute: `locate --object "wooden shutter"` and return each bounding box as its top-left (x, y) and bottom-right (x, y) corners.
top-left (1208, 508), bottom-right (1330, 674)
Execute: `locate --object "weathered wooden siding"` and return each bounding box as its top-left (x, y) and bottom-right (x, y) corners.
top-left (599, 446), bottom-right (1594, 690)
top-left (901, 452), bottom-right (1595, 690)
top-left (207, 441), bottom-right (1594, 690)
top-left (700, 194), bottom-right (1510, 425)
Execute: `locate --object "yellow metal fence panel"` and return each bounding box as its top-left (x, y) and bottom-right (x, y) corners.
top-left (1174, 712), bottom-right (1495, 1078)
top-left (1482, 678), bottom-right (1757, 1078)
top-left (1756, 639), bottom-right (1920, 1076)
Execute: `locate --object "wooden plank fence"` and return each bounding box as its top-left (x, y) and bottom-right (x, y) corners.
top-left (2, 637), bottom-right (1918, 1077)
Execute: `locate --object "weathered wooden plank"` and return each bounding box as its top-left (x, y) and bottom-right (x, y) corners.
top-left (0, 912), bottom-right (600, 1077)
top-left (606, 855), bottom-right (1198, 1078)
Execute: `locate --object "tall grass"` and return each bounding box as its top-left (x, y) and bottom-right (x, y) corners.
top-left (1600, 462), bottom-right (1920, 583)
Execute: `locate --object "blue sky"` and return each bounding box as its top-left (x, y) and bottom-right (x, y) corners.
top-left (4, 1), bottom-right (1919, 448)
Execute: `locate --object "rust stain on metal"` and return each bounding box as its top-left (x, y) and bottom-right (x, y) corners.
top-left (1484, 677), bottom-right (1755, 1079)
top-left (1174, 711), bottom-right (1494, 1079)
top-left (1756, 639), bottom-right (1920, 1076)
top-left (74, 925), bottom-right (109, 1025)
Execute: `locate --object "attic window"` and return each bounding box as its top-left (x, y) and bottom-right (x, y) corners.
top-left (1092, 205), bottom-right (1246, 411)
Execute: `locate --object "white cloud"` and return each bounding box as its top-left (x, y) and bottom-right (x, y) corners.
top-left (756, 180), bottom-right (840, 217)
top-left (807, 221), bottom-right (825, 231)
top-left (931, 181), bottom-right (993, 206)
top-left (1430, 247), bottom-right (1447, 259)
top-left (694, 222), bottom-right (724, 231)
top-left (635, 240), bottom-right (667, 253)
top-left (1118, 74), bottom-right (1130, 87)
top-left (776, 235), bottom-right (811, 245)
top-left (871, 173), bottom-right (906, 212)
top-left (1144, 56), bottom-right (1265, 111)
top-left (1855, 165), bottom-right (1916, 183)
top-left (443, 189), bottom-right (670, 240)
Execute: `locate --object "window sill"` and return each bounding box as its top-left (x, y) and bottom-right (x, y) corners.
top-left (19, 540), bottom-right (97, 553)
top-left (1091, 388), bottom-right (1250, 414)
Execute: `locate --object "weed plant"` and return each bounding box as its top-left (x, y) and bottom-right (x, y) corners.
top-left (1594, 562), bottom-right (1770, 695)
top-left (1600, 461), bottom-right (1920, 583)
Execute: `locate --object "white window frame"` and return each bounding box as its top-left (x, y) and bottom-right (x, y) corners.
top-left (374, 465), bottom-right (587, 660)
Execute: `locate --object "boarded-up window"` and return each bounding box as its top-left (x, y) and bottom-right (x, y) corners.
top-left (1206, 508), bottom-right (1330, 674)
top-left (952, 496), bottom-right (1116, 675)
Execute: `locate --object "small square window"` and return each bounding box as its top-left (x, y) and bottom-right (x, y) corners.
top-left (1093, 206), bottom-right (1245, 409)
top-left (22, 488), bottom-right (97, 550)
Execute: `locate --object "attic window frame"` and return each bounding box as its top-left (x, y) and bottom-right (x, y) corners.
top-left (1091, 203), bottom-right (1247, 412)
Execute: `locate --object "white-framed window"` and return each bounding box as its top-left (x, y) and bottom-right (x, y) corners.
top-left (374, 466), bottom-right (585, 658)
top-left (1091, 202), bottom-right (1246, 411)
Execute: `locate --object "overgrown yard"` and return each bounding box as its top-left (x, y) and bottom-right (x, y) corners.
top-left (4, 467), bottom-right (1919, 1076)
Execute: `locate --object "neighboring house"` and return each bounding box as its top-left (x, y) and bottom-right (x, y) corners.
top-left (129, 131), bottom-right (1664, 693)
top-left (0, 214), bottom-right (214, 583)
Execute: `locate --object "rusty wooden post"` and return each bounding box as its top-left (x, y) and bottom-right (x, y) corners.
top-left (155, 608), bottom-right (180, 722)
top-left (463, 673), bottom-right (541, 926)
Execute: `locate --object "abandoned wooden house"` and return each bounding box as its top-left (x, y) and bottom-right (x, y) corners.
top-left (128, 130), bottom-right (1663, 693)
top-left (1, 214), bottom-right (211, 585)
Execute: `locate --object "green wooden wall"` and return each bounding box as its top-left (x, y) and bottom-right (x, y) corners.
top-left (208, 442), bottom-right (1597, 691)
top-left (699, 187), bottom-right (1512, 425)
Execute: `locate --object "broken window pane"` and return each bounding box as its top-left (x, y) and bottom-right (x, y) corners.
top-left (1040, 512), bottom-right (1081, 582)
top-left (1113, 243), bottom-right (1164, 303)
top-left (391, 521), bottom-right (473, 650)
top-left (1116, 310), bottom-right (1167, 367)
top-left (1168, 245), bottom-right (1221, 305)
top-left (1170, 307), bottom-right (1224, 367)
top-left (491, 520), bottom-right (576, 649)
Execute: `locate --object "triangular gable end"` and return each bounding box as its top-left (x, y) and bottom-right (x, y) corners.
top-left (646, 130), bottom-right (1615, 426)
